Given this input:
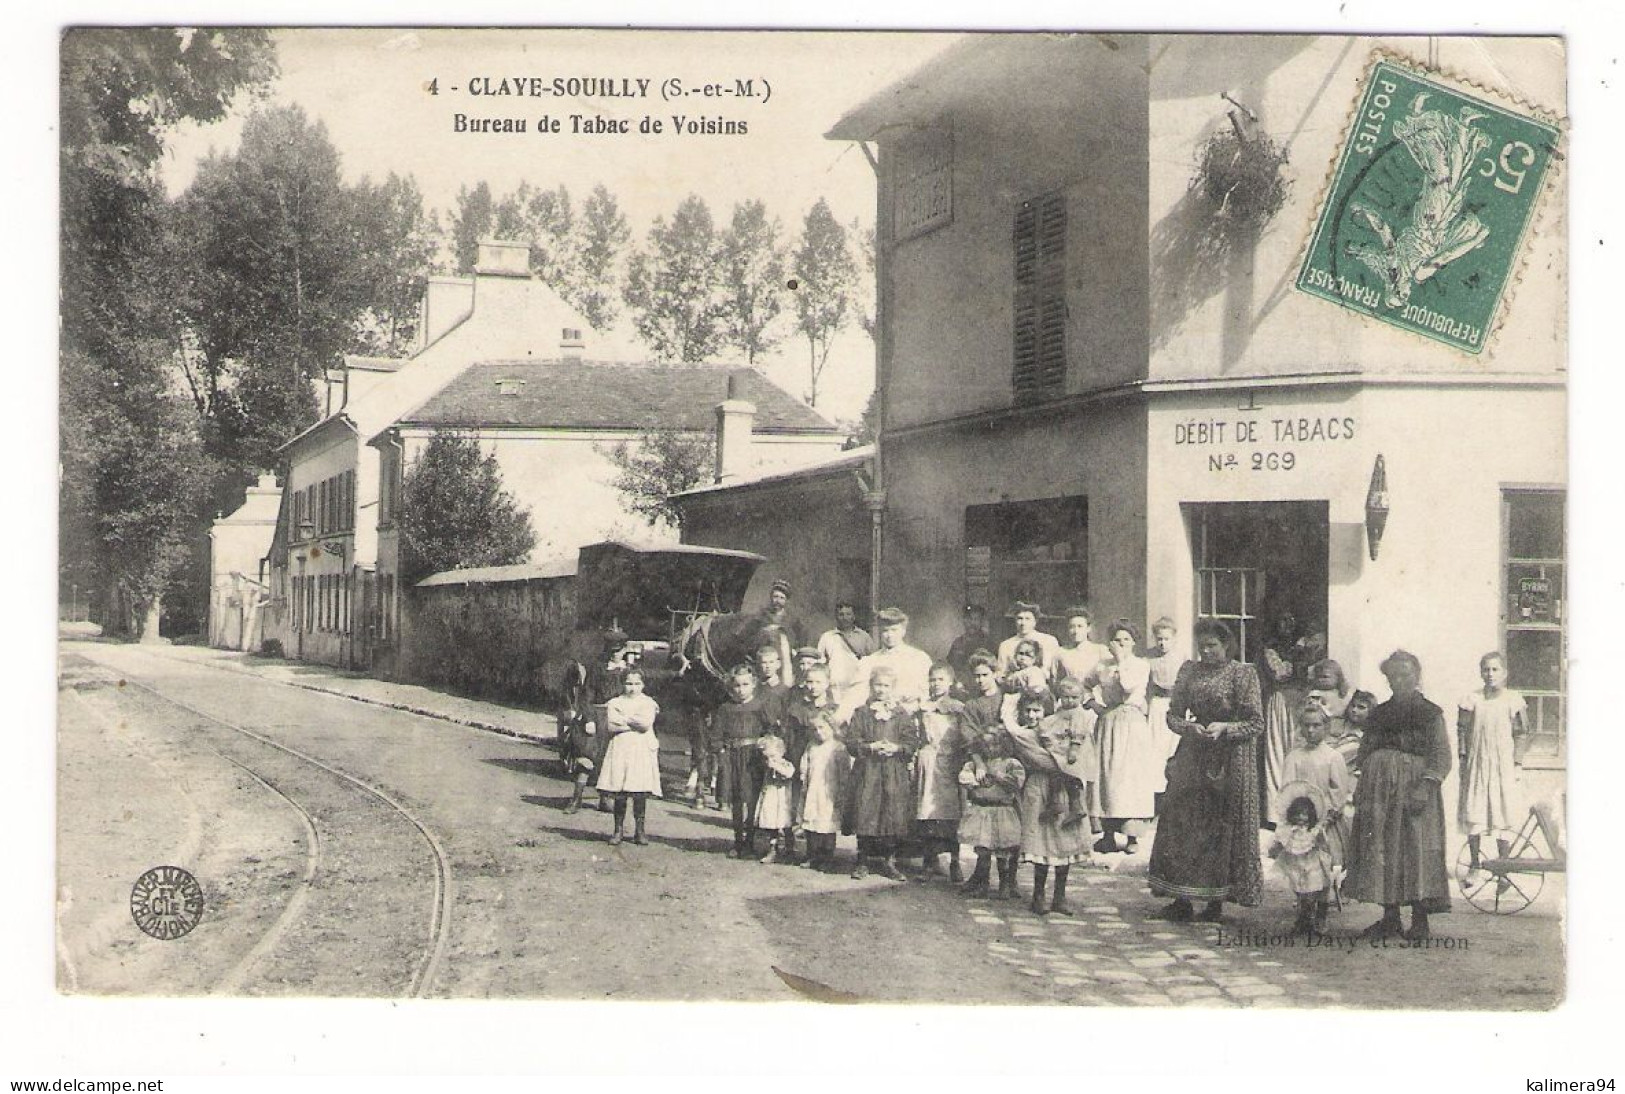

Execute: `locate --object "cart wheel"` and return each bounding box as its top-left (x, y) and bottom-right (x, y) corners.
top-left (1455, 836), bottom-right (1543, 914)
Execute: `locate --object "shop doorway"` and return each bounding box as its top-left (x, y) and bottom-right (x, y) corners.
top-left (1187, 501), bottom-right (1329, 664)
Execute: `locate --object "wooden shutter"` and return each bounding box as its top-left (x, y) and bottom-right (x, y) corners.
top-left (1012, 192), bottom-right (1068, 402)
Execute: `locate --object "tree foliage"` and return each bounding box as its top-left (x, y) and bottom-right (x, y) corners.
top-left (574, 184), bottom-right (631, 330)
top-left (59, 28), bottom-right (277, 636)
top-left (623, 194), bottom-right (727, 363)
top-left (792, 198), bottom-right (858, 406)
top-left (852, 217), bottom-right (877, 341)
top-left (399, 431), bottom-right (537, 585)
top-left (448, 181), bottom-right (496, 275)
top-left (717, 200), bottom-right (788, 365)
top-left (603, 428), bottom-right (714, 532)
top-left (445, 180), bottom-right (629, 332)
top-left (349, 172), bottom-right (435, 356)
top-left (170, 105), bottom-right (435, 514)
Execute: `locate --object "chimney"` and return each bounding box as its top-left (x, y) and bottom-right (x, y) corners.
top-left (560, 328), bottom-right (586, 361)
top-left (713, 373), bottom-right (756, 484)
top-left (474, 239), bottom-right (532, 278)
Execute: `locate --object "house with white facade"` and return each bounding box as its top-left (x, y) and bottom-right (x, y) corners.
top-left (267, 238), bottom-right (845, 672)
top-left (207, 472), bottom-right (281, 652)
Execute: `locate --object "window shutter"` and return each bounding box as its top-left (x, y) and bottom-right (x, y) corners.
top-left (1012, 192), bottom-right (1068, 402)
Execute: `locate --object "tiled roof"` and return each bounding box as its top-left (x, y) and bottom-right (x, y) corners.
top-left (673, 444), bottom-right (874, 499)
top-left (396, 359), bottom-right (839, 434)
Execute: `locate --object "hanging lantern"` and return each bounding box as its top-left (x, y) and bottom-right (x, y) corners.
top-left (1365, 454), bottom-right (1390, 561)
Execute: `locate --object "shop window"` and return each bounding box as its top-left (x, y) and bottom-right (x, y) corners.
top-left (1190, 501), bottom-right (1329, 665)
top-left (964, 496), bottom-right (1087, 633)
top-left (1503, 488), bottom-right (1565, 764)
top-left (1012, 192), bottom-right (1067, 403)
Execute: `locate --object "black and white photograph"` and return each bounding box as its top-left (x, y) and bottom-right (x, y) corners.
top-left (24, 7), bottom-right (1625, 1080)
top-left (51, 25), bottom-right (1574, 1011)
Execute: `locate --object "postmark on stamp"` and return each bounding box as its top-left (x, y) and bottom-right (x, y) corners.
top-left (130, 865), bottom-right (204, 940)
top-left (1296, 57), bottom-right (1560, 355)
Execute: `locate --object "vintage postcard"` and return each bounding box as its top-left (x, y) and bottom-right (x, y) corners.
top-left (56, 28), bottom-right (1568, 1013)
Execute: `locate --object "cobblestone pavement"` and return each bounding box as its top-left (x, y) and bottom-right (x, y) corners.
top-left (961, 869), bottom-right (1334, 1008)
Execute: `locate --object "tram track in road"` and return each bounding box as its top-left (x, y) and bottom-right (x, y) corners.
top-left (115, 670), bottom-right (455, 998)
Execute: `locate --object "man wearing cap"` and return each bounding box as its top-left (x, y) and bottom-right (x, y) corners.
top-left (817, 601), bottom-right (876, 708)
top-left (996, 601), bottom-right (1062, 678)
top-left (847, 607), bottom-right (934, 715)
top-left (750, 578), bottom-right (803, 684)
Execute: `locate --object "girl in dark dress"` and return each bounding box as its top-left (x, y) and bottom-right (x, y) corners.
top-left (1148, 619), bottom-right (1266, 922)
top-left (1344, 650), bottom-right (1453, 941)
top-left (845, 665), bottom-right (922, 881)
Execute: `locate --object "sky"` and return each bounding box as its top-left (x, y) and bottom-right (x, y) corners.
top-left (159, 28), bottom-right (964, 424)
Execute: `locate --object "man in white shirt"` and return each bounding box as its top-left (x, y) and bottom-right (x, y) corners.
top-left (996, 601), bottom-right (1062, 677)
top-left (817, 601), bottom-right (876, 708)
top-left (846, 606), bottom-right (934, 716)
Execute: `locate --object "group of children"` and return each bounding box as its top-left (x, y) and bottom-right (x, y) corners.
top-left (567, 614), bottom-right (1533, 931)
top-left (1266, 649), bottom-right (1530, 934)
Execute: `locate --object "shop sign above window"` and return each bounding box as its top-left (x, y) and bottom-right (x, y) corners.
top-left (893, 126), bottom-right (953, 242)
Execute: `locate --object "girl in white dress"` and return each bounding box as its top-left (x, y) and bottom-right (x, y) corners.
top-left (796, 711), bottom-right (850, 872)
top-left (1458, 651), bottom-right (1529, 870)
top-left (595, 669), bottom-right (662, 846)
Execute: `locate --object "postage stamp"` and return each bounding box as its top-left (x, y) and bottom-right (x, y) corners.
top-left (1296, 57), bottom-right (1561, 355)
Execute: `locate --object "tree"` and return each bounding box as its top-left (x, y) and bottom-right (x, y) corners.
top-left (623, 194), bottom-right (727, 363)
top-left (449, 181), bottom-right (496, 275)
top-left (171, 105), bottom-right (426, 502)
top-left (792, 199), bottom-right (858, 406)
top-left (572, 184), bottom-right (630, 331)
top-left (520, 183), bottom-right (577, 287)
top-left (399, 431), bottom-right (537, 585)
top-left (852, 217), bottom-right (878, 341)
top-left (60, 28), bottom-right (277, 637)
top-left (349, 172), bottom-right (435, 356)
top-left (602, 428), bottom-right (714, 532)
top-left (717, 200), bottom-right (788, 364)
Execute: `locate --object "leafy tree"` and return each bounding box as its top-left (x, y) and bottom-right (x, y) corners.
top-left (573, 184), bottom-right (630, 331)
top-left (717, 200), bottom-right (788, 365)
top-left (845, 389), bottom-right (881, 449)
top-left (623, 194), bottom-right (727, 363)
top-left (852, 217), bottom-right (877, 341)
top-left (449, 181), bottom-right (495, 274)
top-left (520, 183), bottom-right (577, 286)
top-left (171, 105), bottom-right (434, 506)
top-left (60, 28), bottom-right (277, 636)
top-left (792, 198), bottom-right (858, 406)
top-left (602, 428), bottom-right (713, 532)
top-left (399, 431), bottom-right (537, 585)
top-left (349, 172), bottom-right (435, 356)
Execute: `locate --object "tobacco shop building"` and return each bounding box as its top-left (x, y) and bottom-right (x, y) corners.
top-left (812, 33), bottom-right (1569, 766)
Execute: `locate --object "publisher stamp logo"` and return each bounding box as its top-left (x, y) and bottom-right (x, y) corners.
top-left (1297, 58), bottom-right (1559, 354)
top-left (130, 866), bottom-right (204, 940)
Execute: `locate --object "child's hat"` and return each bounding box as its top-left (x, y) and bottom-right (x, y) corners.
top-left (793, 646), bottom-right (823, 662)
top-left (770, 578), bottom-right (792, 595)
top-left (1274, 779), bottom-right (1329, 822)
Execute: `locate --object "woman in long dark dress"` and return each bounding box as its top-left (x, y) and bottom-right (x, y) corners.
top-left (1344, 650), bottom-right (1452, 941)
top-left (1148, 620), bottom-right (1265, 922)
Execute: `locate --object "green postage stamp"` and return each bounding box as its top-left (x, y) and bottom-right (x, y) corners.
top-left (1296, 57), bottom-right (1560, 354)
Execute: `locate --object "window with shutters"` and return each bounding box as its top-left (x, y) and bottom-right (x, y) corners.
top-left (1012, 192), bottom-right (1068, 402)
